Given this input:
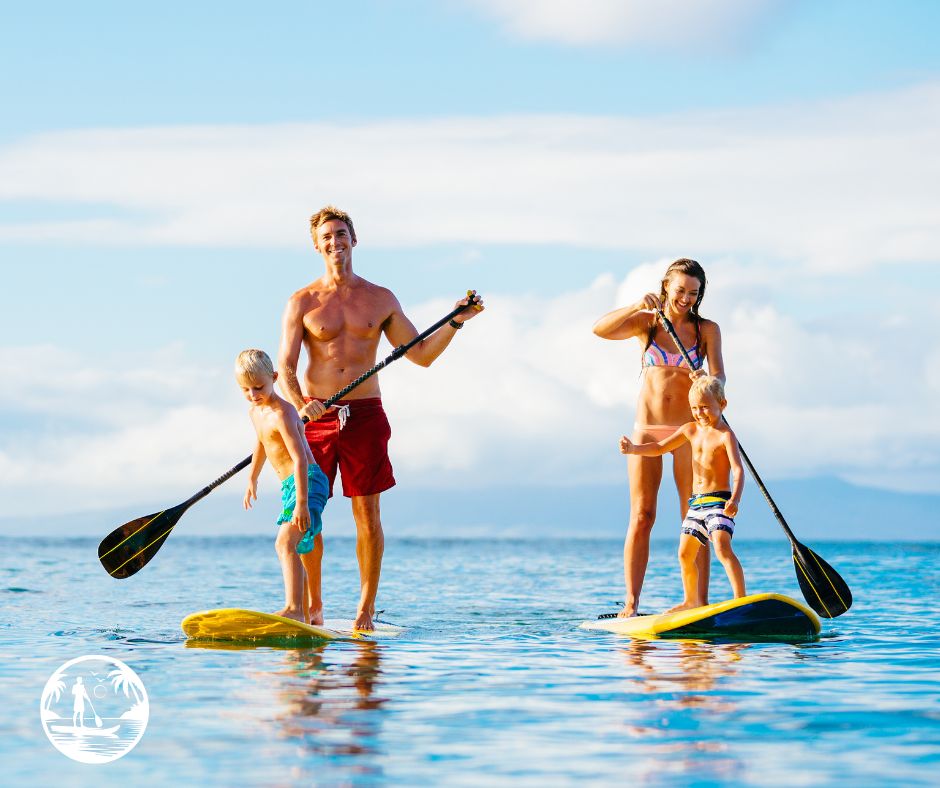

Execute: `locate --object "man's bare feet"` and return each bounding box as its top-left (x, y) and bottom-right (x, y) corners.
top-left (353, 609), bottom-right (374, 631)
top-left (274, 607), bottom-right (306, 623)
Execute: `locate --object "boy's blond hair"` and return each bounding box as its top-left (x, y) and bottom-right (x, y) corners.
top-left (235, 348), bottom-right (275, 380)
top-left (690, 375), bottom-right (726, 404)
top-left (309, 205), bottom-right (357, 243)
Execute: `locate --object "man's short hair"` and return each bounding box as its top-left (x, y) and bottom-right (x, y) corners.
top-left (309, 205), bottom-right (357, 243)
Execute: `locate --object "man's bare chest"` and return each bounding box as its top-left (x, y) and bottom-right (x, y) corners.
top-left (302, 298), bottom-right (388, 343)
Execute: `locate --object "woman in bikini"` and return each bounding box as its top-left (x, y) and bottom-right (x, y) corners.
top-left (593, 258), bottom-right (725, 616)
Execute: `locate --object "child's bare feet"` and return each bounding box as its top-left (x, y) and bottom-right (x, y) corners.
top-left (273, 607), bottom-right (305, 623)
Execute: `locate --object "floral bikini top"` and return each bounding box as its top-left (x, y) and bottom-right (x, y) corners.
top-left (641, 339), bottom-right (701, 370)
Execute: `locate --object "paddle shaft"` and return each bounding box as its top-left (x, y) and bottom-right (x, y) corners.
top-left (179, 298), bottom-right (477, 510)
top-left (653, 309), bottom-right (801, 546)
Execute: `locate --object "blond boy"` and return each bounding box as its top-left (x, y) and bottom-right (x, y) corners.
top-left (236, 349), bottom-right (329, 624)
top-left (620, 376), bottom-right (746, 612)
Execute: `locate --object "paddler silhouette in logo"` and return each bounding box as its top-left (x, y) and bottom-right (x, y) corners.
top-left (40, 655), bottom-right (149, 764)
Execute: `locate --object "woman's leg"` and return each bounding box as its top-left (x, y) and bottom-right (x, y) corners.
top-left (672, 442), bottom-right (710, 604)
top-left (620, 451), bottom-right (663, 616)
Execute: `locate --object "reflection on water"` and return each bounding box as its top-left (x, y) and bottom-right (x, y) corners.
top-left (275, 642), bottom-right (386, 743)
top-left (256, 642), bottom-right (389, 775)
top-left (615, 639), bottom-right (750, 783)
top-left (2, 537), bottom-right (938, 786)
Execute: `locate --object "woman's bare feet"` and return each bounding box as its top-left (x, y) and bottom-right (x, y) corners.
top-left (664, 600), bottom-right (704, 614)
top-left (617, 596), bottom-right (641, 618)
top-left (308, 607), bottom-right (324, 626)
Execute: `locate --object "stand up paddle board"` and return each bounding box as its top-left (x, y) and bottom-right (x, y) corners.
top-left (181, 608), bottom-right (404, 643)
top-left (49, 724), bottom-right (120, 736)
top-left (580, 593), bottom-right (821, 640)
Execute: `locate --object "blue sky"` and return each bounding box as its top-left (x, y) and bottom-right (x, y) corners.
top-left (2, 1), bottom-right (939, 132)
top-left (1, 1), bottom-right (939, 535)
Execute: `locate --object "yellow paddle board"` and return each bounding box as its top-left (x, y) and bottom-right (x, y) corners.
top-left (181, 608), bottom-right (404, 643)
top-left (580, 593), bottom-right (821, 640)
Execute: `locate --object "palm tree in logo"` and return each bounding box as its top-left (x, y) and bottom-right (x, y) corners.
top-left (109, 666), bottom-right (145, 717)
top-left (42, 670), bottom-right (67, 719)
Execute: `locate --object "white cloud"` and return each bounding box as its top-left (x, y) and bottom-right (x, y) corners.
top-left (2, 266), bottom-right (937, 524)
top-left (1, 81), bottom-right (939, 272)
top-left (0, 345), bottom-right (254, 516)
top-left (458, 0), bottom-right (782, 49)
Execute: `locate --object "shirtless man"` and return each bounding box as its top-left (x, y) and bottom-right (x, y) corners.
top-left (278, 205), bottom-right (484, 631)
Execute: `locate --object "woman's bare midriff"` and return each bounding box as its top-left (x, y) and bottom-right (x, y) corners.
top-left (634, 367), bottom-right (694, 427)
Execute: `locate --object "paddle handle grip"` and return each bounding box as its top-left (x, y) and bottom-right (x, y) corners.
top-left (655, 309), bottom-right (800, 544)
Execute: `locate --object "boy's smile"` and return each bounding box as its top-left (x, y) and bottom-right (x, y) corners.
top-left (689, 389), bottom-right (724, 427)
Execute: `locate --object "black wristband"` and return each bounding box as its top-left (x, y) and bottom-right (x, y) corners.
top-left (449, 319), bottom-right (464, 330)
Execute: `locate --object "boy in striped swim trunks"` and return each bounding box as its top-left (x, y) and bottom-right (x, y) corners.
top-left (620, 376), bottom-right (746, 612)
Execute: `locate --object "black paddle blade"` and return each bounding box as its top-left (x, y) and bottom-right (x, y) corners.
top-left (791, 541), bottom-right (853, 618)
top-left (98, 503), bottom-right (187, 579)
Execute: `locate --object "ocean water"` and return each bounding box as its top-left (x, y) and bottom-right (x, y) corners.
top-left (2, 535), bottom-right (938, 786)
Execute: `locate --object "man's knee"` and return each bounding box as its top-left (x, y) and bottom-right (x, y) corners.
top-left (352, 496), bottom-right (383, 534)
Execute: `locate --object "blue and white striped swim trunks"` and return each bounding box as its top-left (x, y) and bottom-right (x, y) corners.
top-left (681, 491), bottom-right (735, 546)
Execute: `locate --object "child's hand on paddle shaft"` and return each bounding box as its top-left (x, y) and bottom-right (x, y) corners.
top-left (619, 435), bottom-right (635, 455)
top-left (243, 480), bottom-right (257, 510)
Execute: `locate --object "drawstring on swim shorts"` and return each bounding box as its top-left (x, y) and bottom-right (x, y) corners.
top-left (337, 404), bottom-right (351, 430)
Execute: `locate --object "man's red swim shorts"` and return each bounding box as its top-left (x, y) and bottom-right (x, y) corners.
top-left (303, 397), bottom-right (396, 498)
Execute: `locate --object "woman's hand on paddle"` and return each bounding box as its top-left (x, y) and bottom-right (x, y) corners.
top-left (640, 293), bottom-right (664, 313)
top-left (243, 480), bottom-right (257, 510)
top-left (689, 368), bottom-right (707, 381)
top-left (619, 435), bottom-right (635, 455)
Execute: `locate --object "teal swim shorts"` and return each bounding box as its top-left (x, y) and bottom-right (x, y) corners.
top-left (276, 463), bottom-right (329, 554)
